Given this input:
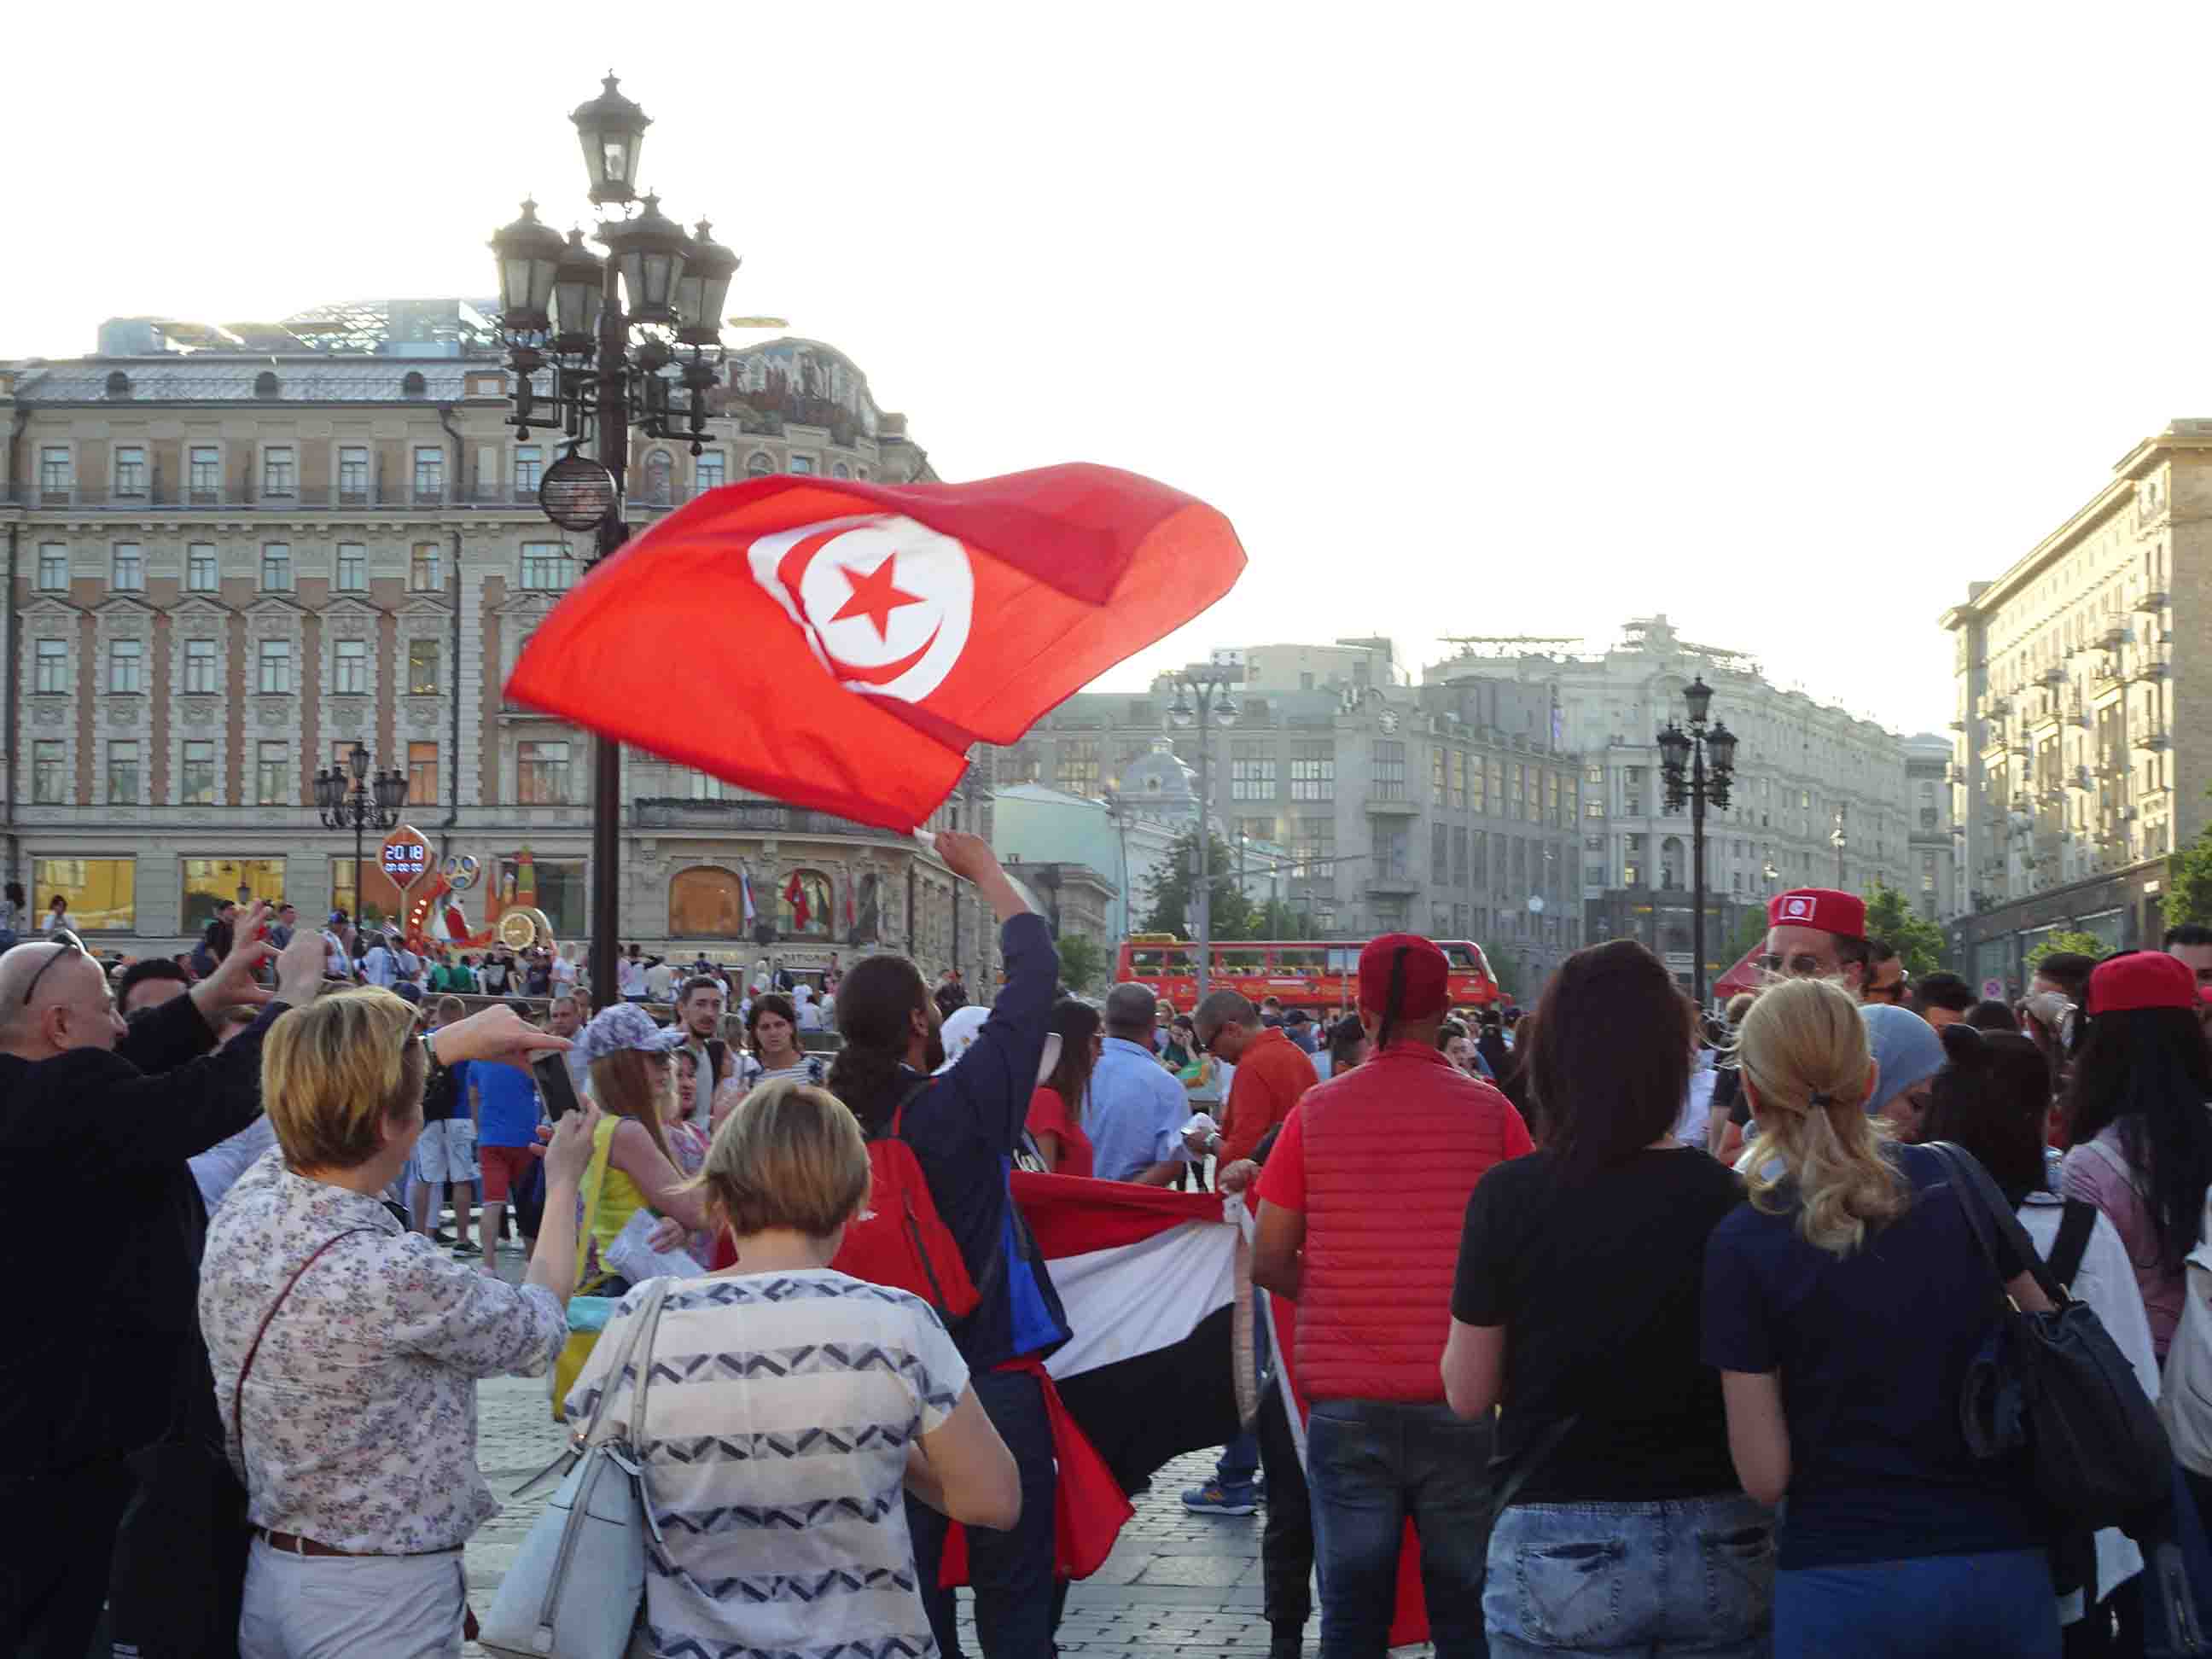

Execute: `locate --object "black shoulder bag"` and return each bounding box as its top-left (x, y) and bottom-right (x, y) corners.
top-left (1929, 1140), bottom-right (2171, 1531)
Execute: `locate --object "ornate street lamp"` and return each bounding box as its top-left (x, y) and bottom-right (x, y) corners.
top-left (489, 73), bottom-right (745, 1010)
top-left (1656, 676), bottom-right (1737, 1007)
top-left (1165, 663), bottom-right (1242, 999)
top-left (316, 742), bottom-right (406, 931)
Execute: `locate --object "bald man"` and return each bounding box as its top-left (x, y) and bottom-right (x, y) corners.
top-left (0, 907), bottom-right (326, 1655)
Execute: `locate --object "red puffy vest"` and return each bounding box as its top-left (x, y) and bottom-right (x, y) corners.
top-left (1295, 1045), bottom-right (1528, 1404)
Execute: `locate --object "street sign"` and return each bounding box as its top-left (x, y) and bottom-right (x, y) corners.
top-left (379, 825), bottom-right (433, 891)
top-left (1982, 977), bottom-right (2005, 999)
top-left (1665, 951), bottom-right (1693, 969)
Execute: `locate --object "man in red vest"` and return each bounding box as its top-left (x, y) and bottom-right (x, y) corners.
top-left (1251, 933), bottom-right (1532, 1656)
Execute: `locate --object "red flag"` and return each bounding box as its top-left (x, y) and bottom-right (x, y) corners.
top-left (504, 465), bottom-right (1246, 830)
top-left (783, 871), bottom-right (810, 931)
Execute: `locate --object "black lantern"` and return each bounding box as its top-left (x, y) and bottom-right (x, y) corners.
top-left (571, 73), bottom-right (650, 207)
top-left (1683, 675), bottom-right (1714, 727)
top-left (551, 230), bottom-right (607, 352)
top-left (347, 742), bottom-right (369, 783)
top-left (674, 218), bottom-right (741, 346)
top-left (1656, 721), bottom-right (1692, 774)
top-left (602, 193), bottom-right (688, 326)
top-left (373, 767), bottom-right (409, 813)
top-left (540, 448), bottom-right (620, 530)
top-left (488, 200), bottom-right (564, 333)
top-left (1707, 721), bottom-right (1738, 775)
top-left (313, 766), bottom-right (341, 812)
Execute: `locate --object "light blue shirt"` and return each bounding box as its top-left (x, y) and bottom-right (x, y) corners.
top-left (1086, 1035), bottom-right (1190, 1182)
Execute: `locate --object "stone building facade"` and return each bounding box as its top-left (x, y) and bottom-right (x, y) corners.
top-left (0, 311), bottom-right (998, 980)
top-left (1941, 419), bottom-right (2212, 989)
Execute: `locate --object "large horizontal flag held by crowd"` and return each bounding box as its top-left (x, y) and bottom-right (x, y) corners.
top-left (504, 464), bottom-right (1248, 829)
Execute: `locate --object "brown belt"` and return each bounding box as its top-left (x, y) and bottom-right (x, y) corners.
top-left (253, 1526), bottom-right (457, 1560)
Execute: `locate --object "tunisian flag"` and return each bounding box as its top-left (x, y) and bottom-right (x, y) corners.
top-left (504, 466), bottom-right (1247, 830)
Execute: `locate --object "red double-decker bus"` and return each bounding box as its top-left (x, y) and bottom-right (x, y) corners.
top-left (1113, 934), bottom-right (1501, 1016)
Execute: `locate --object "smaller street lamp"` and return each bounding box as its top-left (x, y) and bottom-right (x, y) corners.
top-left (1831, 807), bottom-right (1848, 888)
top-left (317, 742), bottom-right (407, 930)
top-left (1656, 676), bottom-right (1736, 1007)
top-left (572, 73), bottom-right (651, 206)
top-left (1164, 664), bottom-right (1242, 999)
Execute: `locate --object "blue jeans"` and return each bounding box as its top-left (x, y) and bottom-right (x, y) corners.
top-left (906, 1367), bottom-right (1059, 1657)
top-left (1307, 1398), bottom-right (1493, 1658)
top-left (1775, 1549), bottom-right (2059, 1657)
top-left (1216, 1315), bottom-right (1270, 1486)
top-left (1483, 1493), bottom-right (1774, 1657)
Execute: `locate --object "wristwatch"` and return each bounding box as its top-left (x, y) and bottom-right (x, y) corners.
top-left (421, 1028), bottom-right (444, 1071)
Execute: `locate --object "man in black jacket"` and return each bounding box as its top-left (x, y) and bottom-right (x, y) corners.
top-left (0, 903), bottom-right (326, 1656)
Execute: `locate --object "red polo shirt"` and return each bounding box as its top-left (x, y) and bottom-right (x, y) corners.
top-left (1220, 1026), bottom-right (1318, 1167)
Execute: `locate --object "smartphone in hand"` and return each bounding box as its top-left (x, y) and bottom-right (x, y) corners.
top-left (532, 1050), bottom-right (584, 1120)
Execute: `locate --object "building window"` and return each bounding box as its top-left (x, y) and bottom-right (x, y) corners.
top-left (406, 639), bottom-right (439, 695)
top-left (34, 639), bottom-right (67, 694)
top-left (412, 446), bottom-right (444, 501)
top-left (112, 543), bottom-right (143, 591)
top-left (410, 544), bottom-right (440, 591)
top-left (106, 741), bottom-right (140, 804)
top-left (696, 451), bottom-right (725, 492)
top-left (832, 461), bottom-right (852, 479)
top-left (401, 370), bottom-right (426, 397)
top-left (1376, 823), bottom-right (1410, 879)
top-left (1432, 820), bottom-right (1449, 882)
top-left (187, 544), bottom-right (218, 591)
top-left (689, 770), bottom-right (730, 800)
top-left (33, 858), bottom-right (134, 929)
top-left (38, 446), bottom-right (73, 498)
top-left (335, 543), bottom-right (366, 591)
top-left (520, 543), bottom-right (568, 591)
top-left (338, 445), bottom-right (370, 503)
top-left (178, 859), bottom-right (285, 931)
top-left (1231, 741), bottom-right (1278, 800)
top-left (1450, 750), bottom-right (1468, 811)
top-left (1291, 815), bottom-right (1336, 885)
top-left (261, 446), bottom-right (295, 498)
top-left (669, 866), bottom-right (748, 935)
top-left (189, 445), bottom-right (221, 502)
top-left (31, 742), bottom-right (67, 804)
top-left (260, 544), bottom-right (292, 591)
top-left (1290, 741), bottom-right (1335, 801)
top-left (518, 740), bottom-right (571, 804)
top-left (108, 639), bottom-right (143, 694)
top-left (745, 451), bottom-right (774, 477)
top-left (257, 640), bottom-right (291, 694)
top-left (779, 868), bottom-right (832, 936)
top-left (114, 445), bottom-right (147, 498)
top-left (180, 740), bottom-right (216, 806)
top-left (1432, 747), bottom-right (1447, 802)
top-left (513, 445), bottom-right (543, 497)
top-left (1056, 739), bottom-right (1100, 795)
top-left (255, 742), bottom-right (290, 805)
top-left (1452, 825), bottom-right (1470, 885)
top-left (183, 638), bottom-right (218, 695)
top-left (334, 638), bottom-right (369, 695)
top-left (407, 741), bottom-right (439, 806)
top-left (37, 544), bottom-right (67, 591)
top-left (789, 455), bottom-right (816, 475)
top-left (1371, 740), bottom-right (1406, 801)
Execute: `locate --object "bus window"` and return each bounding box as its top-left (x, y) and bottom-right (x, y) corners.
top-left (1129, 948), bottom-right (1163, 974)
top-left (1166, 948), bottom-right (1196, 975)
top-left (1442, 944), bottom-right (1483, 973)
top-left (1326, 947), bottom-right (1358, 975)
top-left (1277, 946), bottom-right (1324, 973)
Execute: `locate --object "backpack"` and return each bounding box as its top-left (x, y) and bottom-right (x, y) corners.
top-left (830, 1081), bottom-right (982, 1324)
top-left (2163, 1188), bottom-right (2212, 1477)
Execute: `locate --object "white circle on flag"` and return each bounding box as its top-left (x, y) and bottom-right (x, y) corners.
top-left (748, 514), bottom-right (975, 703)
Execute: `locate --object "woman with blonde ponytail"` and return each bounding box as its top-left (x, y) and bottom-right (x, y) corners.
top-left (1703, 978), bottom-right (2061, 1659)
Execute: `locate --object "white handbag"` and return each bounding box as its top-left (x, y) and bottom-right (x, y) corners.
top-left (480, 1278), bottom-right (673, 1659)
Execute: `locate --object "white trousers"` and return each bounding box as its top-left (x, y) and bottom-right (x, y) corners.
top-left (236, 1535), bottom-right (466, 1658)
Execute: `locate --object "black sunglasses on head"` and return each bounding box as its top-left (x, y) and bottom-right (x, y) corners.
top-left (22, 930), bottom-right (87, 1005)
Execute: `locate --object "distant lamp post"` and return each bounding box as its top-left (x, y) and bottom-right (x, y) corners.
top-left (489, 73), bottom-right (747, 1011)
top-left (1166, 664), bottom-right (1241, 1000)
top-left (1657, 676), bottom-right (1737, 1007)
top-left (1831, 807), bottom-right (1848, 888)
top-left (315, 742), bottom-right (406, 928)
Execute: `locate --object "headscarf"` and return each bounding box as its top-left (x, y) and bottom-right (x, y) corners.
top-left (1860, 1004), bottom-right (1946, 1114)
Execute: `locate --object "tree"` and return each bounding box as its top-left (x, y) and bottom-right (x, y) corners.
top-left (1724, 905), bottom-right (1769, 967)
top-left (2025, 930), bottom-right (2108, 974)
top-left (2168, 819), bottom-right (2212, 934)
top-left (1861, 882), bottom-right (1949, 978)
top-left (1056, 934), bottom-right (1109, 997)
top-left (1138, 827), bottom-right (1258, 942)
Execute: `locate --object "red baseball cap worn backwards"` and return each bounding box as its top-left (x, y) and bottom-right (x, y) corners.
top-left (2087, 951), bottom-right (2197, 1016)
top-left (1768, 888), bottom-right (1867, 941)
top-left (1358, 934), bottom-right (1452, 1021)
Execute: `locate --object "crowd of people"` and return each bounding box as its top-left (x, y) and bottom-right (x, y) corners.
top-left (15, 853), bottom-right (2212, 1657)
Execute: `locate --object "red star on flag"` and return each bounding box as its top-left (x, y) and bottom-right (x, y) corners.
top-left (830, 554), bottom-right (923, 641)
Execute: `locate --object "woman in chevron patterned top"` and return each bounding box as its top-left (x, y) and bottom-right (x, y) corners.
top-left (565, 1079), bottom-right (1020, 1659)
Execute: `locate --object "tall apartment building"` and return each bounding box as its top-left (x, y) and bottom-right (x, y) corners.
top-left (1429, 617), bottom-right (1919, 987)
top-left (0, 306), bottom-right (999, 979)
top-left (1941, 419), bottom-right (2212, 990)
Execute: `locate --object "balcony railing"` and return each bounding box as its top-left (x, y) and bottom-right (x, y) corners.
top-left (632, 797), bottom-right (909, 838)
top-left (2, 482), bottom-right (573, 511)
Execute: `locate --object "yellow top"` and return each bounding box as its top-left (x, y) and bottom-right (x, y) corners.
top-left (583, 1113), bottom-right (652, 1288)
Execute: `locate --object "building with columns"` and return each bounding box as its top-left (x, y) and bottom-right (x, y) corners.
top-left (0, 306), bottom-right (998, 980)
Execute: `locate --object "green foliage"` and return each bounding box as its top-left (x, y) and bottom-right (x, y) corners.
top-left (1138, 827), bottom-right (1259, 941)
top-left (1861, 882), bottom-right (1949, 978)
top-left (2167, 821), bottom-right (2212, 934)
top-left (1056, 934), bottom-right (1109, 997)
top-left (1725, 905), bottom-right (1769, 964)
top-left (2025, 930), bottom-right (2108, 972)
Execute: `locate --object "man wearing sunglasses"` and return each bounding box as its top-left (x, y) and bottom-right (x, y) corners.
top-left (1757, 888), bottom-right (1874, 997)
top-left (0, 904), bottom-right (327, 1656)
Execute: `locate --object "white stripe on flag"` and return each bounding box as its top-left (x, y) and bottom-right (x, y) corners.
top-left (1043, 1218), bottom-right (1236, 1382)
top-left (1236, 1199), bottom-right (1307, 1470)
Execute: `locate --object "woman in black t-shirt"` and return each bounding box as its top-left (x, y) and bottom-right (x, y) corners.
top-left (1444, 939), bottom-right (1769, 1657)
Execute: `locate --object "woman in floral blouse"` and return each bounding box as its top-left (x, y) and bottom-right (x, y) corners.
top-left (199, 989), bottom-right (588, 1659)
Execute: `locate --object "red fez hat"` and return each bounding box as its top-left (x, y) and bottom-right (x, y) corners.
top-left (1357, 934), bottom-right (1451, 1021)
top-left (1767, 888), bottom-right (1866, 941)
top-left (2087, 951), bottom-right (2197, 1016)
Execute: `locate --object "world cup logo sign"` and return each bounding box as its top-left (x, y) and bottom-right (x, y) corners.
top-left (747, 514), bottom-right (975, 703)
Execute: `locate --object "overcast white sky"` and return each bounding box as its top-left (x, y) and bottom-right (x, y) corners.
top-left (14, 3), bottom-right (2212, 740)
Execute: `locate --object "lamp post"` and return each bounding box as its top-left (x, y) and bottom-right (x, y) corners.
top-left (1165, 664), bottom-right (1241, 1001)
top-left (488, 74), bottom-right (743, 1012)
top-left (1831, 806), bottom-right (1848, 888)
top-left (315, 742), bottom-right (407, 930)
top-left (1656, 676), bottom-right (1737, 1009)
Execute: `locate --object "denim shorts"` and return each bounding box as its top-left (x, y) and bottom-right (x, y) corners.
top-left (1484, 1491), bottom-right (1775, 1657)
